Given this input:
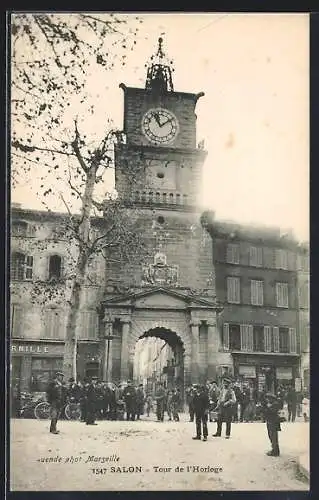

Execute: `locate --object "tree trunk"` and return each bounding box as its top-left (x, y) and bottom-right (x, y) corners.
top-left (62, 165), bottom-right (97, 381)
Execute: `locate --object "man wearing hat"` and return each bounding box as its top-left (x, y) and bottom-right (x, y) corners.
top-left (122, 380), bottom-right (137, 421)
top-left (213, 378), bottom-right (236, 439)
top-left (46, 371), bottom-right (65, 434)
top-left (192, 385), bottom-right (210, 441)
top-left (85, 376), bottom-right (98, 425)
top-left (261, 392), bottom-right (282, 456)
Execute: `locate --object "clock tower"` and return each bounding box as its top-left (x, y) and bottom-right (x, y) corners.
top-left (114, 37), bottom-right (207, 208)
top-left (103, 39), bottom-right (221, 388)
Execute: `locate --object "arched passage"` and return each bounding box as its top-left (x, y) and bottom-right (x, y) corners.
top-left (132, 327), bottom-right (187, 400)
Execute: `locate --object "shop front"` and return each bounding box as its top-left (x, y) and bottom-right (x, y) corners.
top-left (10, 341), bottom-right (65, 395)
top-left (10, 340), bottom-right (103, 396)
top-left (232, 353), bottom-right (300, 394)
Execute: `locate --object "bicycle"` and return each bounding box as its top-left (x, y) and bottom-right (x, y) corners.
top-left (34, 398), bottom-right (82, 421)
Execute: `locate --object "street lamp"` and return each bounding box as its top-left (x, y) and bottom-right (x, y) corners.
top-left (104, 334), bottom-right (115, 383)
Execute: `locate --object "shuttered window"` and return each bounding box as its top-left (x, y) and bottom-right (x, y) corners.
top-left (240, 324), bottom-right (253, 351)
top-left (10, 304), bottom-right (24, 337)
top-left (275, 249), bottom-right (288, 270)
top-left (264, 326), bottom-right (272, 352)
top-left (276, 283), bottom-right (289, 308)
top-left (80, 310), bottom-right (98, 340)
top-left (249, 246), bottom-right (263, 267)
top-left (251, 280), bottom-right (264, 306)
top-left (226, 244), bottom-right (240, 264)
top-left (11, 252), bottom-right (33, 281)
top-left (44, 309), bottom-right (62, 339)
top-left (227, 277), bottom-right (240, 303)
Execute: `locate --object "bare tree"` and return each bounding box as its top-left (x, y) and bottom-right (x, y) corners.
top-left (10, 12), bottom-right (148, 380)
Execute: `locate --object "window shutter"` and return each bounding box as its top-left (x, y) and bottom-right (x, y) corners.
top-left (11, 305), bottom-right (23, 337)
top-left (44, 310), bottom-right (53, 338)
top-left (247, 325), bottom-right (254, 351)
top-left (80, 311), bottom-right (89, 339)
top-left (264, 326), bottom-right (272, 352)
top-left (223, 323), bottom-right (229, 350)
top-left (240, 324), bottom-right (249, 351)
top-left (273, 326), bottom-right (280, 352)
top-left (88, 311), bottom-right (98, 339)
top-left (289, 327), bottom-right (297, 353)
top-left (250, 246), bottom-right (263, 267)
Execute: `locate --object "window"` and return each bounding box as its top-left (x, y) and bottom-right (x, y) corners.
top-left (249, 246), bottom-right (263, 267)
top-left (10, 304), bottom-right (24, 337)
top-left (276, 282), bottom-right (289, 308)
top-left (31, 357), bottom-right (63, 392)
top-left (240, 324), bottom-right (253, 351)
top-left (12, 221), bottom-right (28, 237)
top-left (275, 249), bottom-right (288, 270)
top-left (279, 327), bottom-right (289, 353)
top-left (229, 324), bottom-right (241, 350)
top-left (80, 310), bottom-right (98, 340)
top-left (251, 280), bottom-right (264, 306)
top-left (11, 252), bottom-right (33, 281)
top-left (226, 244), bottom-right (240, 264)
top-left (227, 277), bottom-right (240, 303)
top-left (48, 255), bottom-right (62, 280)
top-left (253, 326), bottom-right (264, 351)
top-left (11, 220), bottom-right (35, 237)
top-left (43, 309), bottom-right (62, 339)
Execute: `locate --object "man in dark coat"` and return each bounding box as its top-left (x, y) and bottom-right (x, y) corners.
top-left (232, 382), bottom-right (243, 422)
top-left (171, 388), bottom-right (181, 422)
top-left (213, 378), bottom-right (236, 439)
top-left (186, 385), bottom-right (196, 422)
top-left (192, 385), bottom-right (209, 441)
top-left (136, 384), bottom-right (145, 420)
top-left (122, 380), bottom-right (137, 421)
top-left (262, 392), bottom-right (282, 456)
top-left (46, 371), bottom-right (65, 434)
top-left (80, 378), bottom-right (89, 422)
top-left (155, 383), bottom-right (166, 422)
top-left (286, 385), bottom-right (297, 422)
top-left (85, 376), bottom-right (98, 425)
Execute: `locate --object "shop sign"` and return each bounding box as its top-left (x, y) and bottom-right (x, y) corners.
top-left (239, 365), bottom-right (256, 378)
top-left (276, 367), bottom-right (293, 380)
top-left (11, 344), bottom-right (49, 354)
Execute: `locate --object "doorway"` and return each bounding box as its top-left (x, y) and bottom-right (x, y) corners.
top-left (85, 361), bottom-right (100, 380)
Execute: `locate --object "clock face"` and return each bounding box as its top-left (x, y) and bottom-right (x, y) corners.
top-left (141, 108), bottom-right (179, 145)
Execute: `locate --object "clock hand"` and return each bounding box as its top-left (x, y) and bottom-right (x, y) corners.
top-left (151, 112), bottom-right (161, 126)
top-left (159, 117), bottom-right (174, 128)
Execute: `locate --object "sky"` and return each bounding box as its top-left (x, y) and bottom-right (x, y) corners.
top-left (12, 12), bottom-right (309, 241)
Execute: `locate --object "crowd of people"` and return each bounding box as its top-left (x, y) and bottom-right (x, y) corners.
top-left (186, 380), bottom-right (307, 425)
top-left (45, 375), bottom-right (183, 433)
top-left (45, 372), bottom-right (309, 458)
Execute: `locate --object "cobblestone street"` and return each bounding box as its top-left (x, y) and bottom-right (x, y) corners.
top-left (10, 415), bottom-right (309, 491)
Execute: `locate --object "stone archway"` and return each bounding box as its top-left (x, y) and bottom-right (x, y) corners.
top-left (127, 317), bottom-right (192, 394)
top-left (133, 327), bottom-right (186, 396)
